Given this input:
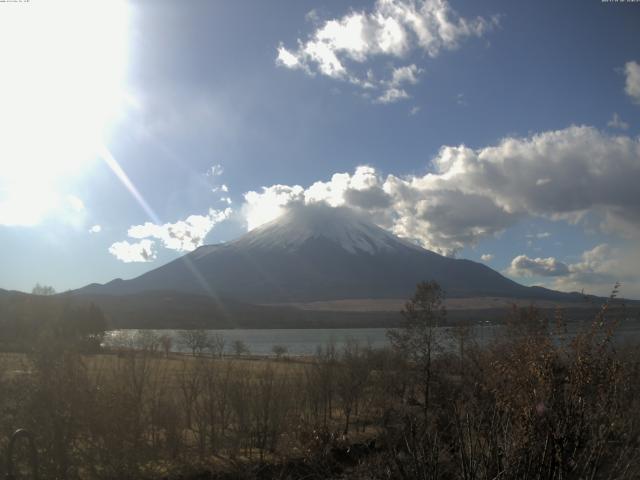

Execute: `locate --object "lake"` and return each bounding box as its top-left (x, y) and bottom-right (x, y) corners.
top-left (103, 321), bottom-right (640, 356)
top-left (104, 327), bottom-right (395, 356)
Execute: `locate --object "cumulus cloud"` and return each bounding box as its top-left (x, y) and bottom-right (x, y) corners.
top-left (89, 224), bottom-right (102, 234)
top-left (127, 208), bottom-right (232, 253)
top-left (276, 0), bottom-right (497, 103)
top-left (506, 254), bottom-right (570, 277)
top-left (503, 244), bottom-right (639, 298)
top-left (625, 61), bottom-right (640, 104)
top-left (109, 239), bottom-right (156, 263)
top-left (480, 253), bottom-right (493, 262)
top-left (608, 112), bottom-right (629, 130)
top-left (551, 244), bottom-right (640, 298)
top-left (241, 125), bottom-right (640, 256)
top-left (388, 185), bottom-right (518, 255)
top-left (426, 126), bottom-right (640, 236)
top-left (561, 244), bottom-right (617, 284)
top-left (243, 164), bottom-right (515, 255)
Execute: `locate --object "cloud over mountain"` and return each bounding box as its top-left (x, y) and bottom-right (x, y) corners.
top-left (110, 208), bottom-right (232, 262)
top-left (243, 125), bottom-right (640, 257)
top-left (126, 208), bottom-right (232, 253)
top-left (109, 239), bottom-right (156, 263)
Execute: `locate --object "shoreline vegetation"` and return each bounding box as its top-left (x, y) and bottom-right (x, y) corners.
top-left (2, 283), bottom-right (640, 479)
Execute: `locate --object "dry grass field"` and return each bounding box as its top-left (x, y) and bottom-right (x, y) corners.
top-left (271, 296), bottom-right (596, 312)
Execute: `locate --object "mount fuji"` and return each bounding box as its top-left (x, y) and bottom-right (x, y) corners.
top-left (77, 204), bottom-right (580, 305)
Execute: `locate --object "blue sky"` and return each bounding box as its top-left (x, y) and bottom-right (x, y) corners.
top-left (1, 0), bottom-right (639, 298)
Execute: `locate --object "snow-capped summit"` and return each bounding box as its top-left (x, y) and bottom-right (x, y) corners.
top-left (76, 203), bottom-right (579, 304)
top-left (232, 204), bottom-right (422, 255)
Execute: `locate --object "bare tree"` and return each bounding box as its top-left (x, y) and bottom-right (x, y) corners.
top-left (178, 360), bottom-right (201, 431)
top-left (207, 333), bottom-right (226, 358)
top-left (159, 334), bottom-right (173, 358)
top-left (387, 281), bottom-right (445, 418)
top-left (231, 339), bottom-right (249, 357)
top-left (449, 323), bottom-right (473, 377)
top-left (335, 339), bottom-right (370, 435)
top-left (32, 283), bottom-right (56, 295)
top-left (135, 330), bottom-right (161, 354)
top-left (272, 344), bottom-right (287, 359)
top-left (179, 329), bottom-right (209, 356)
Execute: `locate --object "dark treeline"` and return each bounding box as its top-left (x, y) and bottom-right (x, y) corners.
top-left (1, 282), bottom-right (640, 479)
top-left (0, 292), bottom-right (107, 353)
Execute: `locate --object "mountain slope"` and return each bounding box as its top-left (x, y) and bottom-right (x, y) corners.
top-left (77, 205), bottom-right (582, 303)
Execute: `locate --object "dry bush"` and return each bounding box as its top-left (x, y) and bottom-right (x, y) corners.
top-left (375, 287), bottom-right (640, 480)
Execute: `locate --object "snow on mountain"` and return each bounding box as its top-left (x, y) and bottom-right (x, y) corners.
top-left (230, 204), bottom-right (424, 255)
top-left (75, 203), bottom-right (583, 304)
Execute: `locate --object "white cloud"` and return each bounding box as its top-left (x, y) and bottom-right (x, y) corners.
top-left (243, 185), bottom-right (305, 231)
top-left (89, 224), bottom-right (102, 234)
top-left (608, 112), bottom-right (629, 130)
top-left (480, 253), bottom-right (493, 262)
top-left (109, 239), bottom-right (156, 263)
top-left (212, 184), bottom-right (229, 193)
top-left (208, 169), bottom-right (231, 205)
top-left (376, 87), bottom-right (409, 103)
top-left (552, 244), bottom-right (640, 298)
top-left (502, 244), bottom-right (639, 298)
top-left (409, 105), bottom-right (421, 115)
top-left (624, 61), bottom-right (640, 104)
top-left (375, 64), bottom-right (424, 102)
top-left (277, 0), bottom-right (497, 102)
top-left (506, 254), bottom-right (570, 277)
top-left (207, 164), bottom-right (224, 177)
top-left (127, 208), bottom-right (232, 253)
top-left (276, 45), bottom-right (301, 69)
top-left (241, 125), bottom-right (640, 256)
top-left (389, 64), bottom-right (422, 87)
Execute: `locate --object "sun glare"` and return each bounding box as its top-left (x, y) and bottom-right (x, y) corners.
top-left (0, 0), bottom-right (130, 226)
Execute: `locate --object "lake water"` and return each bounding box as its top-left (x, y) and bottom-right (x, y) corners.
top-left (103, 321), bottom-right (640, 356)
top-left (104, 328), bottom-right (394, 356)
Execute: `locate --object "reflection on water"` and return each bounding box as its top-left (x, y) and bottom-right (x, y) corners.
top-left (103, 321), bottom-right (640, 356)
